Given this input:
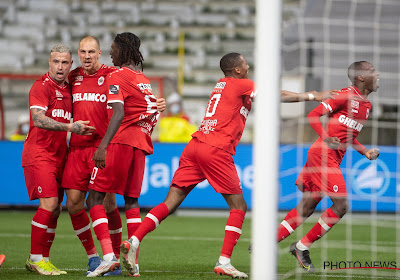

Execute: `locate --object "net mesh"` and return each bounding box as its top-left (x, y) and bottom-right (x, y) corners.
top-left (278, 0), bottom-right (400, 279)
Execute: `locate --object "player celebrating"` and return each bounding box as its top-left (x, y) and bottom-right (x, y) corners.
top-left (119, 52), bottom-right (254, 279)
top-left (61, 36), bottom-right (119, 275)
top-left (62, 36), bottom-right (165, 276)
top-left (86, 32), bottom-right (165, 277)
top-left (278, 61), bottom-right (380, 272)
top-left (23, 44), bottom-right (95, 275)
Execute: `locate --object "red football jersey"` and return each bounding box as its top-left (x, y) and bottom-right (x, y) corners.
top-left (22, 73), bottom-right (72, 167)
top-left (192, 77), bottom-right (256, 155)
top-left (106, 67), bottom-right (159, 154)
top-left (308, 86), bottom-right (372, 162)
top-left (69, 64), bottom-right (117, 147)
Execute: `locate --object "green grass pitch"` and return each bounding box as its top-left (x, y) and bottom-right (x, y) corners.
top-left (0, 211), bottom-right (399, 279)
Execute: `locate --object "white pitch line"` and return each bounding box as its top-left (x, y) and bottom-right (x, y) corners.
top-left (5, 267), bottom-right (398, 279)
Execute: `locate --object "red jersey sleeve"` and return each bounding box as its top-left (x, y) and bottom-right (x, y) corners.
top-left (29, 82), bottom-right (49, 111)
top-left (107, 73), bottom-right (124, 105)
top-left (237, 78), bottom-right (256, 98)
top-left (307, 91), bottom-right (348, 140)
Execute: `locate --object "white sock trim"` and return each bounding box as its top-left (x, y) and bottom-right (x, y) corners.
top-left (225, 225), bottom-right (242, 234)
top-left (109, 228), bottom-right (122, 234)
top-left (46, 228), bottom-right (56, 233)
top-left (92, 218), bottom-right (108, 228)
top-left (30, 254), bottom-right (43, 263)
top-left (318, 218), bottom-right (331, 231)
top-left (103, 253), bottom-right (115, 262)
top-left (31, 220), bottom-right (48, 229)
top-left (218, 256), bottom-right (231, 265)
top-left (296, 240), bottom-right (309, 251)
top-left (281, 220), bottom-right (294, 234)
top-left (146, 213), bottom-right (159, 228)
top-left (75, 224), bottom-right (91, 235)
top-left (127, 218), bottom-right (142, 224)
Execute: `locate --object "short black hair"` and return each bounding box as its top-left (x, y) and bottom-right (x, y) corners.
top-left (348, 61), bottom-right (371, 82)
top-left (220, 53), bottom-right (242, 75)
top-left (114, 32), bottom-right (144, 70)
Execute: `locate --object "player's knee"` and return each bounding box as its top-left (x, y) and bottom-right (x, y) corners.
top-left (332, 199), bottom-right (348, 217)
top-left (66, 197), bottom-right (84, 214)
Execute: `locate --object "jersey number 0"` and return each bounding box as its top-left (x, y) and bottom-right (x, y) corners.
top-left (205, 93), bottom-right (221, 117)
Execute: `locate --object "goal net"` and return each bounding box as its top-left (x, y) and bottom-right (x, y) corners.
top-left (270, 0), bottom-right (400, 279)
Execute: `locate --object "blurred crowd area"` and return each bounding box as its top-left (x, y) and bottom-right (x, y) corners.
top-left (1, 0), bottom-right (400, 145)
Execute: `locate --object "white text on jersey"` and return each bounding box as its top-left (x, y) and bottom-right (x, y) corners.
top-left (338, 115), bottom-right (363, 132)
top-left (51, 109), bottom-right (71, 120)
top-left (240, 106), bottom-right (249, 119)
top-left (73, 93), bottom-right (107, 103)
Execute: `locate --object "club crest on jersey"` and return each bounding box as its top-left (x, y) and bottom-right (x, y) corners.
top-left (98, 76), bottom-right (105, 86)
top-left (76, 75), bottom-right (83, 81)
top-left (366, 108), bottom-right (370, 119)
top-left (109, 85), bottom-right (119, 94)
top-left (333, 185), bottom-right (338, 192)
top-left (55, 89), bottom-right (63, 100)
top-left (351, 100), bottom-right (359, 113)
top-left (38, 186), bottom-right (42, 193)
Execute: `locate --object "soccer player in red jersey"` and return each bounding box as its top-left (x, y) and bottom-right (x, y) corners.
top-left (61, 36), bottom-right (119, 275)
top-left (86, 32), bottom-right (165, 277)
top-left (119, 52), bottom-right (253, 279)
top-left (22, 44), bottom-right (95, 275)
top-left (62, 36), bottom-right (165, 276)
top-left (278, 61), bottom-right (380, 272)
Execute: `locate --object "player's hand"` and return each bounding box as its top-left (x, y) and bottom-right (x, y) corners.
top-left (70, 120), bottom-right (96, 135)
top-left (324, 137), bottom-right (341, 149)
top-left (314, 90), bottom-right (340, 102)
top-left (92, 147), bottom-right (107, 169)
top-left (156, 97), bottom-right (166, 112)
top-left (364, 148), bottom-right (380, 160)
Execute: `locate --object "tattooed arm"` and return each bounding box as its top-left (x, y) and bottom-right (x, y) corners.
top-left (31, 108), bottom-right (96, 135)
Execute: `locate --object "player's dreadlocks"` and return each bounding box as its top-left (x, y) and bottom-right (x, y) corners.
top-left (114, 32), bottom-right (144, 71)
top-left (220, 52), bottom-right (242, 76)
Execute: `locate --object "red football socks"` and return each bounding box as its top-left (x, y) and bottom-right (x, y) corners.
top-left (134, 203), bottom-right (169, 242)
top-left (42, 215), bottom-right (58, 258)
top-left (89, 205), bottom-right (113, 256)
top-left (300, 207), bottom-right (340, 248)
top-left (107, 208), bottom-right (122, 259)
top-left (125, 207), bottom-right (141, 263)
top-left (30, 208), bottom-right (52, 256)
top-left (70, 209), bottom-right (97, 256)
top-left (277, 208), bottom-right (303, 242)
top-left (220, 209), bottom-right (245, 258)
top-left (125, 208), bottom-right (141, 240)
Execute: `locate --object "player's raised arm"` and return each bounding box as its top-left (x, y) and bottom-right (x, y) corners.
top-left (30, 107), bottom-right (95, 135)
top-left (281, 90), bottom-right (339, 103)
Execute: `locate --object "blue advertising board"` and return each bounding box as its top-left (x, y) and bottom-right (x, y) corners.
top-left (0, 141), bottom-right (397, 212)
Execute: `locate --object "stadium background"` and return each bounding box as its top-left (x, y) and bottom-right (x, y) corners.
top-left (0, 0), bottom-right (400, 279)
top-left (0, 0), bottom-right (398, 211)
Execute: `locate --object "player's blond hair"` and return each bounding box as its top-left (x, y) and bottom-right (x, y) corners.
top-left (50, 44), bottom-right (72, 55)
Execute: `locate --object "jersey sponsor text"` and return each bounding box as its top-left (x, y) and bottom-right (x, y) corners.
top-left (72, 92), bottom-right (107, 103)
top-left (338, 115), bottom-right (363, 132)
